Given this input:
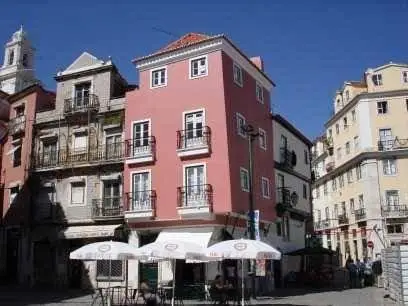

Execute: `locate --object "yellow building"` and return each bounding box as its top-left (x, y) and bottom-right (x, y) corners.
top-left (312, 62), bottom-right (408, 262)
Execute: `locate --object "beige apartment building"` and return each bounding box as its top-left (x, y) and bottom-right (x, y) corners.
top-left (312, 62), bottom-right (408, 262)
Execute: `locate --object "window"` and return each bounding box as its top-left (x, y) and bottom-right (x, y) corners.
top-left (343, 117), bottom-right (348, 129)
top-left (131, 171), bottom-right (151, 210)
top-left (406, 99), bottom-right (408, 111)
top-left (97, 260), bottom-right (123, 280)
top-left (383, 159), bottom-right (397, 175)
top-left (334, 204), bottom-right (339, 218)
top-left (261, 177), bottom-right (270, 198)
top-left (184, 165), bottom-right (205, 206)
top-left (354, 136), bottom-right (359, 151)
top-left (336, 99), bottom-right (341, 107)
top-left (332, 177), bottom-right (337, 191)
top-left (22, 54), bottom-right (28, 68)
top-left (9, 186), bottom-right (19, 205)
top-left (325, 207), bottom-right (330, 220)
top-left (335, 124), bottom-right (339, 134)
top-left (151, 67), bottom-right (167, 88)
top-left (258, 128), bottom-right (267, 150)
top-left (190, 56), bottom-right (207, 78)
top-left (387, 224), bottom-right (403, 234)
top-left (323, 182), bottom-right (328, 195)
top-left (74, 83), bottom-right (91, 107)
top-left (73, 132), bottom-right (87, 151)
top-left (338, 174), bottom-right (344, 188)
top-left (356, 163), bottom-right (362, 180)
top-left (15, 105), bottom-right (24, 117)
top-left (184, 111), bottom-right (205, 148)
top-left (351, 110), bottom-right (356, 122)
top-left (304, 150), bottom-right (309, 164)
top-left (13, 145), bottom-right (21, 167)
top-left (328, 129), bottom-right (333, 138)
top-left (233, 63), bottom-right (243, 86)
top-left (8, 50), bottom-right (14, 66)
top-left (403, 71), bottom-right (408, 83)
top-left (280, 135), bottom-right (288, 151)
top-left (336, 147), bottom-right (342, 160)
top-left (256, 83), bottom-right (263, 103)
top-left (42, 141), bottom-right (57, 165)
top-left (132, 120), bottom-right (150, 156)
top-left (106, 134), bottom-right (122, 159)
top-left (341, 201), bottom-right (346, 214)
top-left (71, 181), bottom-right (85, 205)
top-left (345, 90), bottom-right (350, 101)
top-left (386, 190), bottom-right (399, 207)
top-left (315, 186), bottom-right (320, 199)
top-left (358, 194), bottom-right (364, 208)
top-left (103, 180), bottom-right (121, 209)
top-left (377, 101), bottom-right (388, 114)
top-left (347, 169), bottom-right (353, 183)
top-left (350, 198), bottom-right (355, 213)
top-left (240, 168), bottom-right (249, 192)
top-left (303, 184), bottom-right (307, 199)
top-left (345, 142), bottom-right (350, 154)
top-left (379, 128), bottom-right (393, 151)
top-left (372, 74), bottom-right (383, 86)
top-left (236, 113), bottom-right (246, 137)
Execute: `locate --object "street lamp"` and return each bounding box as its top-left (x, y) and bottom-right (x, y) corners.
top-left (241, 123), bottom-right (259, 298)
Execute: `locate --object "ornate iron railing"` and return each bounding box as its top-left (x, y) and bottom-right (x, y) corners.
top-left (177, 184), bottom-right (213, 208)
top-left (125, 137), bottom-right (156, 159)
top-left (177, 126), bottom-right (211, 150)
top-left (125, 191), bottom-right (156, 213)
top-left (92, 197), bottom-right (124, 218)
top-left (63, 94), bottom-right (100, 114)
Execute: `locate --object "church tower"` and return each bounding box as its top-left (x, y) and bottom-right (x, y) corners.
top-left (0, 26), bottom-right (38, 94)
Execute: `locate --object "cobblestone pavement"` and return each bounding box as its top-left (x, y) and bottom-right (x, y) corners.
top-left (0, 286), bottom-right (397, 306)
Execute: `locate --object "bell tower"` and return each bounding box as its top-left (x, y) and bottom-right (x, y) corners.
top-left (0, 26), bottom-right (38, 94)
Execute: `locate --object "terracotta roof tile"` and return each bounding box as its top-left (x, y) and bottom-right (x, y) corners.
top-left (159, 33), bottom-right (212, 53)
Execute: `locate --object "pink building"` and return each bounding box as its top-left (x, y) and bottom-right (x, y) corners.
top-left (124, 33), bottom-right (276, 286)
top-left (0, 84), bottom-right (54, 284)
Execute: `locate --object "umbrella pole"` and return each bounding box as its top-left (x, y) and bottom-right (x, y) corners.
top-left (172, 259), bottom-right (176, 306)
top-left (241, 258), bottom-right (244, 306)
top-left (108, 258), bottom-right (112, 306)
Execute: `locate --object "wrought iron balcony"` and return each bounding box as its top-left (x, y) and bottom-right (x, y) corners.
top-left (177, 126), bottom-right (211, 157)
top-left (124, 191), bottom-right (156, 220)
top-left (354, 208), bottom-right (366, 221)
top-left (33, 201), bottom-right (64, 224)
top-left (276, 187), bottom-right (291, 206)
top-left (92, 197), bottom-right (123, 219)
top-left (338, 213), bottom-right (349, 225)
top-left (381, 204), bottom-right (408, 218)
top-left (63, 94), bottom-right (99, 114)
top-left (32, 142), bottom-right (124, 169)
top-left (177, 184), bottom-right (213, 208)
top-left (378, 138), bottom-right (408, 151)
top-left (125, 137), bottom-right (155, 164)
top-left (9, 115), bottom-right (25, 135)
top-left (280, 147), bottom-right (296, 168)
top-left (314, 219), bottom-right (332, 230)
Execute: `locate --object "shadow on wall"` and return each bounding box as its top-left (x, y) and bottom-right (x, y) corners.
top-left (0, 175), bottom-right (92, 303)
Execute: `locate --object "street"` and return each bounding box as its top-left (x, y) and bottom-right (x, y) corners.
top-left (0, 286), bottom-right (396, 306)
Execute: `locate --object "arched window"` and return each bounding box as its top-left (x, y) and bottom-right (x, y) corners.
top-left (22, 54), bottom-right (28, 67)
top-left (8, 50), bottom-right (14, 65)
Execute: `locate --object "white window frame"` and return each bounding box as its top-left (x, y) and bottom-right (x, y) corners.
top-left (150, 66), bottom-right (167, 89)
top-left (71, 78), bottom-right (93, 102)
top-left (131, 118), bottom-right (152, 142)
top-left (383, 159), bottom-right (397, 176)
top-left (377, 101), bottom-right (388, 114)
top-left (372, 74), bottom-right (383, 86)
top-left (182, 108), bottom-right (205, 130)
top-left (256, 82), bottom-right (264, 103)
top-left (236, 113), bottom-right (246, 138)
top-left (130, 169), bottom-right (152, 193)
top-left (69, 178), bottom-right (87, 206)
top-left (189, 55), bottom-right (208, 79)
top-left (182, 162), bottom-right (207, 188)
top-left (261, 177), bottom-right (270, 199)
top-left (258, 128), bottom-right (267, 150)
top-left (240, 167), bottom-right (249, 192)
top-left (233, 62), bottom-right (243, 87)
top-left (403, 71), bottom-right (408, 83)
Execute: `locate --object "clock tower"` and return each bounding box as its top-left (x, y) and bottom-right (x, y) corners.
top-left (0, 26), bottom-right (38, 94)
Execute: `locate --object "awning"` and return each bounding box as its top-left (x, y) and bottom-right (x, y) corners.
top-left (59, 224), bottom-right (120, 239)
top-left (155, 228), bottom-right (214, 249)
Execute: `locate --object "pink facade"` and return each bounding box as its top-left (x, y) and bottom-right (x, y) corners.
top-left (124, 34), bottom-right (276, 228)
top-left (1, 85), bottom-right (54, 224)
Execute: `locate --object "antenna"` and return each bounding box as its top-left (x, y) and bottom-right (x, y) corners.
top-left (151, 27), bottom-right (179, 38)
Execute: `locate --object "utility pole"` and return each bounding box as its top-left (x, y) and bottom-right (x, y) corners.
top-left (242, 124), bottom-right (259, 298)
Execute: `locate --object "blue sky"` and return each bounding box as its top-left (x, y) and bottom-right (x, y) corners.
top-left (1, 0), bottom-right (407, 139)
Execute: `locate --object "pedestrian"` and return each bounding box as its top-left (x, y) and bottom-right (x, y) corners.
top-left (356, 259), bottom-right (365, 288)
top-left (346, 258), bottom-right (357, 288)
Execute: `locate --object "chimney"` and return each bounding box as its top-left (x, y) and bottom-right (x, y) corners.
top-left (250, 56), bottom-right (264, 71)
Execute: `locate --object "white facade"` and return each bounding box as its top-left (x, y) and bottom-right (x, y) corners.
top-left (0, 27), bottom-right (37, 94)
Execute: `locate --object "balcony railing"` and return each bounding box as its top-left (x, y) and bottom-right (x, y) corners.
top-left (382, 204), bottom-right (408, 217)
top-left (276, 187), bottom-right (291, 206)
top-left (64, 94), bottom-right (100, 114)
top-left (338, 213), bottom-right (348, 225)
top-left (125, 137), bottom-right (155, 163)
top-left (92, 197), bottom-right (124, 219)
top-left (9, 115), bottom-right (25, 135)
top-left (378, 138), bottom-right (408, 151)
top-left (126, 191), bottom-right (156, 213)
top-left (177, 184), bottom-right (213, 208)
top-left (280, 147), bottom-right (296, 168)
top-left (32, 143), bottom-right (124, 169)
top-left (354, 208), bottom-right (366, 221)
top-left (177, 126), bottom-right (211, 152)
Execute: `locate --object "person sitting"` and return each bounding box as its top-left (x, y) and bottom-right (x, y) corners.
top-left (210, 275), bottom-right (227, 305)
top-left (140, 279), bottom-right (157, 306)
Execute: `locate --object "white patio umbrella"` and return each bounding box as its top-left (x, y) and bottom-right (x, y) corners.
top-left (135, 240), bottom-right (205, 306)
top-left (205, 239), bottom-right (281, 306)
